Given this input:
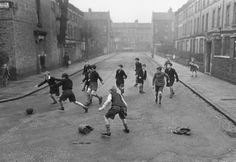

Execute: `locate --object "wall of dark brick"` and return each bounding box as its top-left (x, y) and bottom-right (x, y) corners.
top-left (212, 57), bottom-right (236, 84)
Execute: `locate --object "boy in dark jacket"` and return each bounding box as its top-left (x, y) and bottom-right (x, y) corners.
top-left (134, 58), bottom-right (142, 87)
top-left (165, 63), bottom-right (179, 98)
top-left (115, 64), bottom-right (127, 95)
top-left (35, 71), bottom-right (60, 104)
top-left (152, 67), bottom-right (169, 105)
top-left (82, 61), bottom-right (90, 91)
top-left (137, 64), bottom-right (147, 94)
top-left (56, 73), bottom-right (88, 112)
top-left (85, 65), bottom-right (104, 106)
top-left (99, 86), bottom-right (129, 136)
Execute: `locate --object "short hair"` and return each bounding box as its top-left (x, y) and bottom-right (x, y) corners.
top-left (62, 73), bottom-right (69, 78)
top-left (135, 58), bottom-right (139, 61)
top-left (44, 71), bottom-right (50, 76)
top-left (118, 64), bottom-right (123, 68)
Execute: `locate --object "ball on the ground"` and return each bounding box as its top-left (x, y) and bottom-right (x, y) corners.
top-left (25, 108), bottom-right (34, 115)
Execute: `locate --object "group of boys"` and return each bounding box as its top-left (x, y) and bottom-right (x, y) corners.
top-left (35, 57), bottom-right (179, 137)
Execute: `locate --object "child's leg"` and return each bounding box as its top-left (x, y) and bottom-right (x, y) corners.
top-left (50, 94), bottom-right (57, 104)
top-left (91, 90), bottom-right (102, 104)
top-left (86, 88), bottom-right (92, 105)
top-left (121, 119), bottom-right (129, 133)
top-left (59, 100), bottom-right (64, 110)
top-left (158, 90), bottom-right (162, 104)
top-left (73, 101), bottom-right (88, 113)
top-left (102, 116), bottom-right (111, 136)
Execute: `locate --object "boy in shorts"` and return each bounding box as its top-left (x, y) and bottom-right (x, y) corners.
top-left (152, 67), bottom-right (169, 105)
top-left (134, 58), bottom-right (142, 87)
top-left (85, 65), bottom-right (104, 106)
top-left (99, 86), bottom-right (129, 136)
top-left (57, 73), bottom-right (88, 112)
top-left (137, 64), bottom-right (147, 94)
top-left (35, 71), bottom-right (60, 104)
top-left (82, 61), bottom-right (90, 91)
top-left (165, 63), bottom-right (179, 98)
top-left (115, 64), bottom-right (127, 95)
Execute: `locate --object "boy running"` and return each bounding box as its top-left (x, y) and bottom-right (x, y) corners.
top-left (115, 64), bottom-right (127, 95)
top-left (134, 58), bottom-right (142, 87)
top-left (35, 71), bottom-right (60, 104)
top-left (85, 65), bottom-right (104, 106)
top-left (56, 73), bottom-right (88, 112)
top-left (152, 67), bottom-right (169, 105)
top-left (82, 61), bottom-right (90, 91)
top-left (99, 86), bottom-right (130, 136)
top-left (137, 64), bottom-right (147, 94)
top-left (165, 63), bottom-right (179, 98)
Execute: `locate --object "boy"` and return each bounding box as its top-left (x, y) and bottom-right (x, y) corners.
top-left (1, 64), bottom-right (10, 87)
top-left (35, 71), bottom-right (60, 104)
top-left (164, 58), bottom-right (172, 69)
top-left (99, 86), bottom-right (129, 136)
top-left (81, 65), bottom-right (91, 92)
top-left (189, 57), bottom-right (199, 77)
top-left (152, 67), bottom-right (169, 105)
top-left (134, 58), bottom-right (142, 87)
top-left (137, 64), bottom-right (147, 94)
top-left (85, 65), bottom-right (104, 106)
top-left (115, 64), bottom-right (127, 95)
top-left (82, 61), bottom-right (90, 91)
top-left (165, 63), bottom-right (179, 98)
top-left (56, 73), bottom-right (88, 112)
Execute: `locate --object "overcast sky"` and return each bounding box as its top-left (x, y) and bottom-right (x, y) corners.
top-left (69, 0), bottom-right (188, 23)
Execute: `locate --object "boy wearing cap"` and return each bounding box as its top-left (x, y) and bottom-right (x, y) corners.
top-left (152, 67), bottom-right (169, 105)
top-left (99, 86), bottom-right (129, 136)
top-left (85, 65), bottom-right (104, 106)
top-left (165, 63), bottom-right (179, 98)
top-left (35, 71), bottom-right (60, 104)
top-left (115, 64), bottom-right (127, 95)
top-left (137, 64), bottom-right (147, 94)
top-left (134, 58), bottom-right (142, 87)
top-left (56, 73), bottom-right (88, 112)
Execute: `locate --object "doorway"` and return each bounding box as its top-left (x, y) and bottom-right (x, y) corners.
top-left (205, 41), bottom-right (212, 74)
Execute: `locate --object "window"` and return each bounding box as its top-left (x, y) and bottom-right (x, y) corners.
top-left (197, 17), bottom-right (200, 33)
top-left (203, 0), bottom-right (206, 8)
top-left (234, 39), bottom-right (236, 58)
top-left (223, 36), bottom-right (230, 56)
top-left (217, 7), bottom-right (221, 27)
top-left (199, 38), bottom-right (204, 53)
top-left (225, 5), bottom-right (230, 26)
top-left (205, 13), bottom-right (209, 31)
top-left (212, 10), bottom-right (215, 28)
top-left (233, 3), bottom-right (236, 24)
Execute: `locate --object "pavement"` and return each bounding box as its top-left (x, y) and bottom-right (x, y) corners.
top-left (151, 53), bottom-right (236, 125)
top-left (0, 54), bottom-right (115, 103)
top-left (0, 52), bottom-right (236, 162)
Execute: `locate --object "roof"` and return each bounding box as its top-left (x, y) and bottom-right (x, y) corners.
top-left (112, 23), bottom-right (151, 29)
top-left (152, 12), bottom-right (174, 20)
top-left (84, 11), bottom-right (111, 21)
top-left (175, 0), bottom-right (194, 14)
top-left (68, 3), bottom-right (83, 16)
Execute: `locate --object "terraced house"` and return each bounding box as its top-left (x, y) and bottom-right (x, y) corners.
top-left (175, 0), bottom-right (236, 84)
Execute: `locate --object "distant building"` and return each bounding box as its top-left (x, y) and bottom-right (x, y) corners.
top-left (175, 0), bottom-right (236, 84)
top-left (112, 21), bottom-right (152, 51)
top-left (83, 9), bottom-right (113, 56)
top-left (152, 8), bottom-right (175, 54)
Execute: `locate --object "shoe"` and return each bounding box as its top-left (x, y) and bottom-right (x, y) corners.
top-left (140, 91), bottom-right (145, 94)
top-left (99, 97), bottom-right (103, 105)
top-left (58, 107), bottom-right (64, 111)
top-left (101, 132), bottom-right (111, 136)
top-left (83, 106), bottom-right (88, 113)
top-left (51, 101), bottom-right (57, 104)
top-left (82, 89), bottom-right (85, 92)
top-left (123, 129), bottom-right (130, 133)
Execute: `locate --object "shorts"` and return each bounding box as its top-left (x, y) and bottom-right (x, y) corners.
top-left (155, 86), bottom-right (164, 93)
top-left (105, 106), bottom-right (127, 120)
top-left (59, 90), bottom-right (76, 102)
top-left (190, 66), bottom-right (197, 72)
top-left (89, 82), bottom-right (98, 91)
top-left (50, 87), bottom-right (60, 96)
top-left (116, 81), bottom-right (124, 89)
top-left (166, 80), bottom-right (174, 87)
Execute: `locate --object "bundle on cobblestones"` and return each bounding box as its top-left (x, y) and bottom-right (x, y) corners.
top-left (78, 124), bottom-right (94, 135)
top-left (25, 108), bottom-right (34, 115)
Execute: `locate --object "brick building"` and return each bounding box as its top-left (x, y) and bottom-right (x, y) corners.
top-left (64, 3), bottom-right (84, 63)
top-left (175, 0), bottom-right (236, 84)
top-left (83, 9), bottom-right (114, 56)
top-left (112, 21), bottom-right (152, 51)
top-left (152, 9), bottom-right (175, 54)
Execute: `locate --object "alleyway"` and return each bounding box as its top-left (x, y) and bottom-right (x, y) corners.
top-left (0, 52), bottom-right (235, 162)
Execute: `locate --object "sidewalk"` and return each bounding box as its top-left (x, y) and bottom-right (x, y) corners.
top-left (0, 54), bottom-right (115, 102)
top-left (152, 54), bottom-right (236, 125)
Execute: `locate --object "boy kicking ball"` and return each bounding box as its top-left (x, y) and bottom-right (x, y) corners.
top-left (99, 86), bottom-right (130, 137)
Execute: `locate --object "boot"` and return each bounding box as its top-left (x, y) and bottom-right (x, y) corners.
top-left (102, 124), bottom-right (111, 136)
top-left (140, 85), bottom-right (145, 94)
top-left (170, 88), bottom-right (174, 98)
top-left (85, 94), bottom-right (92, 106)
top-left (123, 123), bottom-right (130, 133)
top-left (155, 93), bottom-right (158, 104)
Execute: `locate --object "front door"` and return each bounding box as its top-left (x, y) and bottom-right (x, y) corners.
top-left (205, 41), bottom-right (212, 73)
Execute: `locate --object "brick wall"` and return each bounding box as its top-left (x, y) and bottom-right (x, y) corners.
top-left (212, 57), bottom-right (236, 84)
